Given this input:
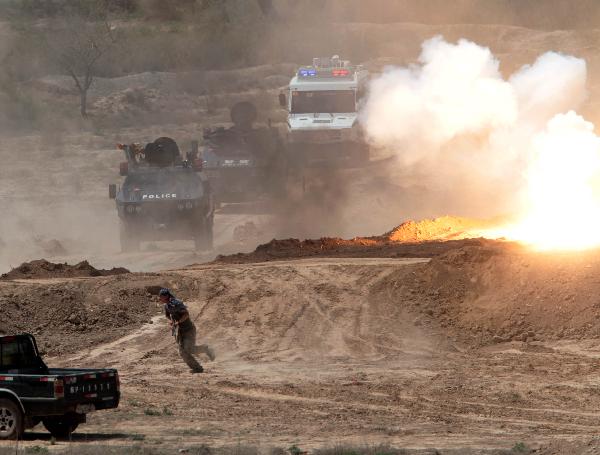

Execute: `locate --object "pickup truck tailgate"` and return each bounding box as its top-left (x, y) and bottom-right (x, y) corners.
top-left (48, 369), bottom-right (120, 411)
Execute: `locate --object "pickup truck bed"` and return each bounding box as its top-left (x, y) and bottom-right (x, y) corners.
top-left (0, 334), bottom-right (120, 439)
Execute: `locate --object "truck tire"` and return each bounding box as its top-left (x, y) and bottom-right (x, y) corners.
top-left (194, 214), bottom-right (214, 251)
top-left (120, 221), bottom-right (140, 253)
top-left (0, 398), bottom-right (24, 440)
top-left (42, 415), bottom-right (79, 439)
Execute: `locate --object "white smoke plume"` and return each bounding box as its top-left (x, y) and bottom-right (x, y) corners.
top-left (359, 36), bottom-right (589, 220)
top-left (362, 36), bottom-right (518, 153)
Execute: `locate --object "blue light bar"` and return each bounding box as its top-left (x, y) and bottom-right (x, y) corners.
top-left (298, 68), bottom-right (317, 77)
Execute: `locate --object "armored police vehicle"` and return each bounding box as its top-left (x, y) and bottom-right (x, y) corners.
top-left (108, 137), bottom-right (214, 252)
top-left (279, 55), bottom-right (370, 166)
top-left (201, 101), bottom-right (287, 205)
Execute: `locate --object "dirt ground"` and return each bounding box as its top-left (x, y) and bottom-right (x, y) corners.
top-left (2, 245), bottom-right (600, 454)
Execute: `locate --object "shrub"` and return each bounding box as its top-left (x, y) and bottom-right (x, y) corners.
top-left (512, 442), bottom-right (531, 453)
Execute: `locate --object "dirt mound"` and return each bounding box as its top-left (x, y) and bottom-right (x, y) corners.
top-left (0, 272), bottom-right (195, 356)
top-left (1, 259), bottom-right (129, 280)
top-left (180, 258), bottom-right (433, 363)
top-left (216, 216), bottom-right (501, 264)
top-left (215, 237), bottom-right (500, 263)
top-left (384, 216), bottom-right (494, 242)
top-left (375, 242), bottom-right (600, 344)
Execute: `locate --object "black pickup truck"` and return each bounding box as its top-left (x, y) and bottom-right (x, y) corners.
top-left (0, 334), bottom-right (120, 440)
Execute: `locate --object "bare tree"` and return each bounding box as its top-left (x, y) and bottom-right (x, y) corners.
top-left (44, 3), bottom-right (116, 117)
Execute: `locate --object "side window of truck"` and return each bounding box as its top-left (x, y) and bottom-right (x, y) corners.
top-left (0, 337), bottom-right (37, 371)
top-left (19, 339), bottom-right (37, 366)
top-left (0, 339), bottom-right (20, 370)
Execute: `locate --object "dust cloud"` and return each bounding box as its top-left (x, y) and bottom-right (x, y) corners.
top-left (268, 166), bottom-right (352, 240)
top-left (0, 139), bottom-right (120, 273)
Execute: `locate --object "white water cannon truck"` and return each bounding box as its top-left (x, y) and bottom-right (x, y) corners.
top-left (279, 55), bottom-right (369, 166)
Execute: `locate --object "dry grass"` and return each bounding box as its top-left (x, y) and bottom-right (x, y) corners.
top-left (0, 443), bottom-right (533, 455)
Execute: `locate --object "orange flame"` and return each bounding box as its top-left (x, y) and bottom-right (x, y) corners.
top-left (486, 111), bottom-right (600, 250)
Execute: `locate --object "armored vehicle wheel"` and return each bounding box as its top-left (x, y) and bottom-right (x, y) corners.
top-left (194, 214), bottom-right (214, 251)
top-left (120, 221), bottom-right (140, 252)
top-left (42, 414), bottom-right (79, 439)
top-left (0, 398), bottom-right (23, 440)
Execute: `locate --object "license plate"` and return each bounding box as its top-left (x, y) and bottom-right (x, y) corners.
top-left (75, 404), bottom-right (95, 414)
